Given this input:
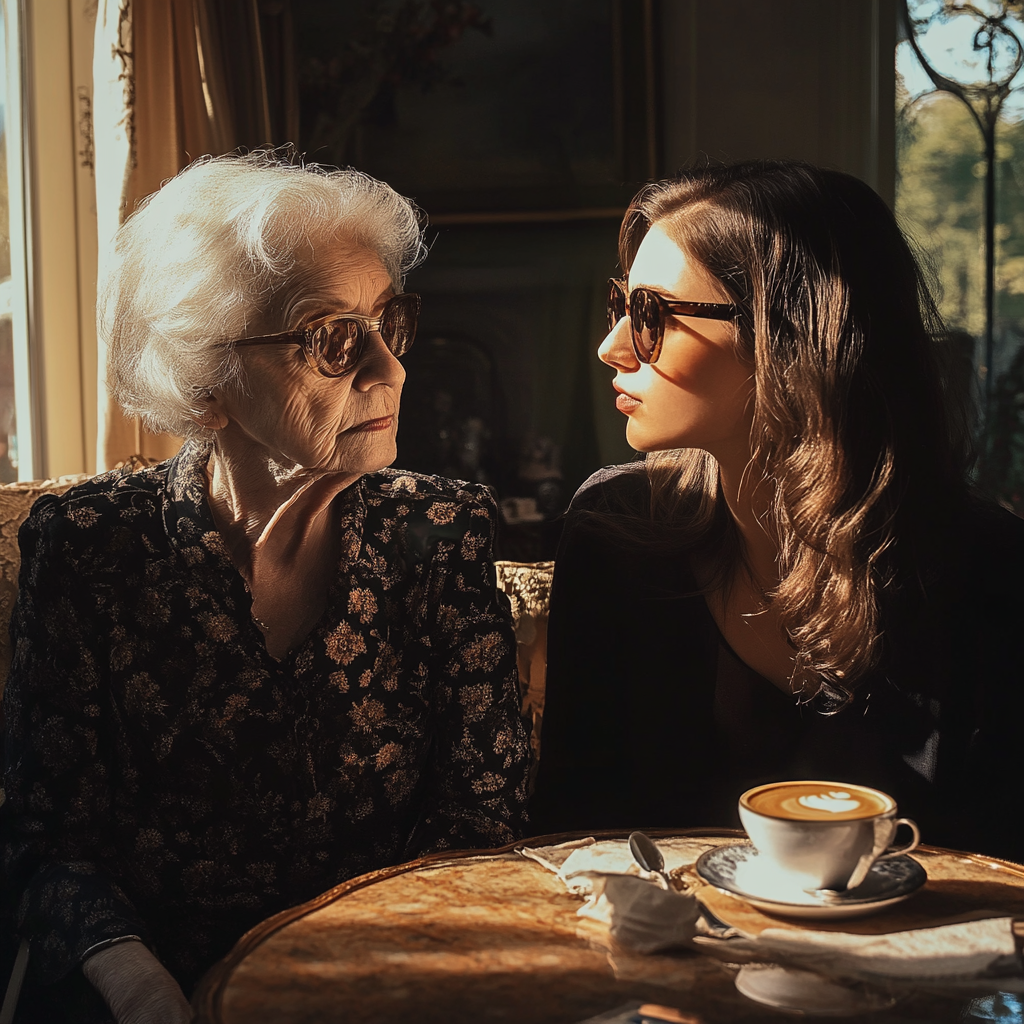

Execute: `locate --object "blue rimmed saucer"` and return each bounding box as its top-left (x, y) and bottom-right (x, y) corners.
top-left (695, 843), bottom-right (926, 920)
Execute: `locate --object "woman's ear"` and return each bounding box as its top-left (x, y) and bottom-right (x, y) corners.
top-left (193, 392), bottom-right (229, 432)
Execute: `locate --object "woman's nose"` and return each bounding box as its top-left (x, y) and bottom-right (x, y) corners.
top-left (353, 331), bottom-right (406, 391)
top-left (598, 316), bottom-right (640, 372)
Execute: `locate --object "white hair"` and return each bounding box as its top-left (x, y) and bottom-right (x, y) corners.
top-left (100, 152), bottom-right (428, 437)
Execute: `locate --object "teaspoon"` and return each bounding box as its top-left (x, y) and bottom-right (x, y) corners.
top-left (628, 831), bottom-right (674, 890)
top-left (628, 831), bottom-right (734, 936)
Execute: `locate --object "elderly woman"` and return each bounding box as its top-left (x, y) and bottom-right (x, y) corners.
top-left (2, 155), bottom-right (530, 1024)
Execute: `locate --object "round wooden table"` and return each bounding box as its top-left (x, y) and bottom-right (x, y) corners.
top-left (193, 829), bottom-right (1024, 1024)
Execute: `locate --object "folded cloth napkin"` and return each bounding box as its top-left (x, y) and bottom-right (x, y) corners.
top-left (519, 838), bottom-right (1024, 988)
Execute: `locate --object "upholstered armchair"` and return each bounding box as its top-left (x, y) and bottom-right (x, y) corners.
top-left (0, 474), bottom-right (92, 687)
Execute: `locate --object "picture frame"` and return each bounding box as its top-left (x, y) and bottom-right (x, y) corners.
top-left (296, 0), bottom-right (659, 223)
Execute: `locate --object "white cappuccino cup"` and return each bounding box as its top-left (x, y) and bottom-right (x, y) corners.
top-left (738, 780), bottom-right (921, 893)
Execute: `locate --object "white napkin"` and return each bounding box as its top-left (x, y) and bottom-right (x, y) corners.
top-left (577, 874), bottom-right (701, 953)
top-left (698, 916), bottom-right (1022, 985)
top-left (520, 837), bottom-right (709, 895)
top-left (519, 838), bottom-right (1024, 986)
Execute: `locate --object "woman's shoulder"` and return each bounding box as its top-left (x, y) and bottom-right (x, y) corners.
top-left (360, 469), bottom-right (498, 568)
top-left (21, 462), bottom-right (168, 541)
top-left (362, 468), bottom-right (498, 526)
top-left (570, 461), bottom-right (650, 516)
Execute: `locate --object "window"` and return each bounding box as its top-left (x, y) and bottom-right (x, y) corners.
top-left (896, 1), bottom-right (1024, 507)
top-left (0, 0), bottom-right (34, 481)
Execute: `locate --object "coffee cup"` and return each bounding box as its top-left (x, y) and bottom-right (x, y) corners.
top-left (738, 780), bottom-right (921, 894)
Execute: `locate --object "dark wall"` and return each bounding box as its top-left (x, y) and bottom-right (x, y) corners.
top-left (660, 0), bottom-right (897, 205)
top-left (282, 0), bottom-right (898, 544)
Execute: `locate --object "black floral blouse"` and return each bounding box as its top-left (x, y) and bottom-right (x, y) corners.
top-left (2, 439), bottom-right (529, 1006)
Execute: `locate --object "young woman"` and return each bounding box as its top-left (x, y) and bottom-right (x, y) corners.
top-left (530, 161), bottom-right (1024, 862)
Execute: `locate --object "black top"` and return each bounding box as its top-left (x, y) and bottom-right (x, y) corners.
top-left (2, 440), bottom-right (529, 1014)
top-left (530, 464), bottom-right (1024, 863)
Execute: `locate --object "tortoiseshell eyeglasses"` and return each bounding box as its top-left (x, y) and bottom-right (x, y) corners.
top-left (607, 278), bottom-right (738, 364)
top-left (223, 293), bottom-right (421, 378)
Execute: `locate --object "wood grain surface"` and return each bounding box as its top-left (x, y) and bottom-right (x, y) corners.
top-left (193, 829), bottom-right (1024, 1024)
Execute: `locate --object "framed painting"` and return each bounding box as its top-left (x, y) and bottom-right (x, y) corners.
top-left (295, 0), bottom-right (659, 221)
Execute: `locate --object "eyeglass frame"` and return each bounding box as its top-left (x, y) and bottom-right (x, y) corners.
top-left (222, 292), bottom-right (421, 378)
top-left (607, 278), bottom-right (739, 365)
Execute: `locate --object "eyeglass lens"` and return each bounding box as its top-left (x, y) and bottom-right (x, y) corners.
top-left (607, 279), bottom-right (627, 331)
top-left (310, 294), bottom-right (420, 376)
top-left (606, 280), bottom-right (662, 363)
top-left (629, 289), bottom-right (662, 361)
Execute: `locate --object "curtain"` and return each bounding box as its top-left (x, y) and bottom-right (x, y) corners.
top-left (92, 0), bottom-right (280, 471)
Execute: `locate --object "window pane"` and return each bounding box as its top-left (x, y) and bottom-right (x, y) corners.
top-left (0, 0), bottom-right (31, 480)
top-left (0, 316), bottom-right (16, 480)
top-left (0, 2), bottom-right (8, 283)
top-left (895, 6), bottom-right (1024, 510)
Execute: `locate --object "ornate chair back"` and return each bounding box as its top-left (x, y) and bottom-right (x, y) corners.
top-left (494, 559), bottom-right (554, 790)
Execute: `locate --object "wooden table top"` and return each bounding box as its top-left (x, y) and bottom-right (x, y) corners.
top-left (193, 829), bottom-right (1024, 1024)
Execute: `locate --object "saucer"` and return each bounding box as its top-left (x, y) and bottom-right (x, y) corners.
top-left (695, 843), bottom-right (926, 919)
top-left (735, 965), bottom-right (898, 1015)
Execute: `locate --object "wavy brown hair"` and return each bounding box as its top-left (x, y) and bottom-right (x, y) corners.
top-left (618, 161), bottom-right (972, 696)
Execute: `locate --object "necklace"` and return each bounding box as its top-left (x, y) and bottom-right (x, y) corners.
top-left (252, 612), bottom-right (271, 632)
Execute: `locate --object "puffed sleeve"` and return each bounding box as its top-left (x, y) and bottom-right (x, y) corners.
top-left (406, 485), bottom-right (530, 854)
top-left (2, 495), bottom-right (153, 986)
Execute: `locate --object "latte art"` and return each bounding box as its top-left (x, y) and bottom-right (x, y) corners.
top-left (797, 791), bottom-right (861, 814)
top-left (745, 781), bottom-right (892, 821)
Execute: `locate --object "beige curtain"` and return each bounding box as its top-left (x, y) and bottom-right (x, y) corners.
top-left (92, 0), bottom-right (273, 471)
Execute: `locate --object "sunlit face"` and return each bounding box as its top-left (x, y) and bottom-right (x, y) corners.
top-left (598, 223), bottom-right (754, 463)
top-left (209, 244), bottom-right (405, 477)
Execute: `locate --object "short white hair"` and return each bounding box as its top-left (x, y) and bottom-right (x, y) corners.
top-left (100, 152), bottom-right (427, 437)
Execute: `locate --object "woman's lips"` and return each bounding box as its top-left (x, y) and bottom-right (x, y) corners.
top-left (615, 392), bottom-right (641, 414)
top-left (347, 415), bottom-right (394, 433)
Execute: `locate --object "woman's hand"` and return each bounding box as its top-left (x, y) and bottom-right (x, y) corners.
top-left (82, 940), bottom-right (193, 1024)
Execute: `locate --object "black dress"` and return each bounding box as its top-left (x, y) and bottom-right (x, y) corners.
top-left (2, 440), bottom-right (530, 1021)
top-left (530, 464), bottom-right (1024, 863)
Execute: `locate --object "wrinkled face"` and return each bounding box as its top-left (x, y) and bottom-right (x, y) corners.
top-left (210, 243), bottom-right (405, 477)
top-left (598, 223), bottom-right (754, 463)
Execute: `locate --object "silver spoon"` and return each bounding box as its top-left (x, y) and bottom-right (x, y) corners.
top-left (628, 831), bottom-right (734, 936)
top-left (628, 831), bottom-right (674, 890)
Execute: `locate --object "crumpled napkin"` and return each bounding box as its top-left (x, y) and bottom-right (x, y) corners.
top-left (520, 837), bottom-right (720, 952)
top-left (578, 874), bottom-right (702, 954)
top-left (518, 838), bottom-right (1024, 987)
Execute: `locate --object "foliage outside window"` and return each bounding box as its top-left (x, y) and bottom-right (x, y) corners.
top-left (896, 0), bottom-right (1024, 509)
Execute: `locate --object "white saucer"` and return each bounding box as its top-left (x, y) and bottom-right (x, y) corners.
top-left (735, 965), bottom-right (898, 1015)
top-left (695, 843), bottom-right (926, 919)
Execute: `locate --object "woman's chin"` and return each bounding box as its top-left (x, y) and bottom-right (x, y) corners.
top-left (624, 427), bottom-right (664, 454)
top-left (625, 422), bottom-right (697, 455)
top-left (338, 439), bottom-right (398, 477)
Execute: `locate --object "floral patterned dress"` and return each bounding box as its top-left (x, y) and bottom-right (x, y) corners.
top-left (2, 439), bottom-right (529, 1016)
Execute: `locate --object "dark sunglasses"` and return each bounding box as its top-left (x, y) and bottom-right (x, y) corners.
top-left (226, 293), bottom-right (421, 378)
top-left (607, 278), bottom-right (739, 364)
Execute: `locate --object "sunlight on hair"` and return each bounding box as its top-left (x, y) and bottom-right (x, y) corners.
top-left (98, 152), bottom-right (427, 438)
